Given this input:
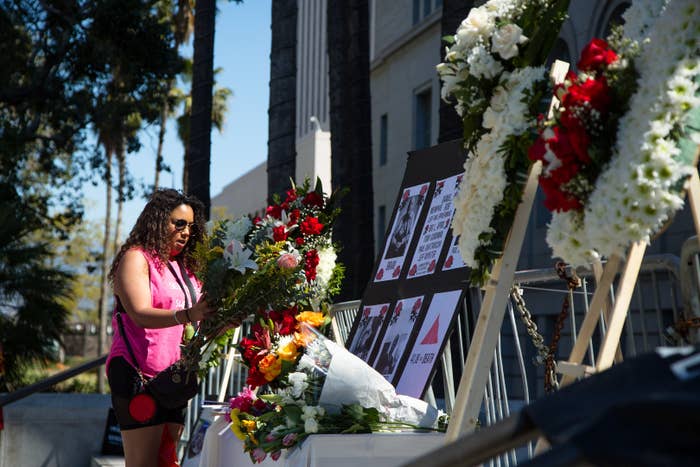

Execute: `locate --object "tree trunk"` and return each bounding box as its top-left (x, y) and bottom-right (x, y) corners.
top-left (327, 0), bottom-right (374, 302)
top-left (97, 150), bottom-right (113, 393)
top-left (113, 144), bottom-right (125, 256)
top-left (187, 0), bottom-right (216, 218)
top-left (438, 0), bottom-right (473, 143)
top-left (267, 0), bottom-right (297, 202)
top-left (154, 100), bottom-right (168, 192)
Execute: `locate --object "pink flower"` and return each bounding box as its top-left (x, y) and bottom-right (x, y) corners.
top-left (252, 448), bottom-right (267, 463)
top-left (271, 451), bottom-right (282, 461)
top-left (277, 253), bottom-right (299, 269)
top-left (282, 433), bottom-right (298, 447)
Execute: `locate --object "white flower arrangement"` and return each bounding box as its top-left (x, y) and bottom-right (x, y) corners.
top-left (546, 0), bottom-right (700, 266)
top-left (452, 67), bottom-right (546, 270)
top-left (437, 0), bottom-right (569, 284)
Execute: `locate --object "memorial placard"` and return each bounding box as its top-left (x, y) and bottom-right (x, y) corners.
top-left (407, 174), bottom-right (462, 279)
top-left (396, 290), bottom-right (463, 398)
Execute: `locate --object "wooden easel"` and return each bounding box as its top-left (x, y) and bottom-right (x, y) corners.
top-left (558, 145), bottom-right (700, 384)
top-left (445, 56), bottom-right (700, 441)
top-left (445, 60), bottom-right (570, 442)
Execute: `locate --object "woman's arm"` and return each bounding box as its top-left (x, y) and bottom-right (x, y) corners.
top-left (114, 249), bottom-right (213, 328)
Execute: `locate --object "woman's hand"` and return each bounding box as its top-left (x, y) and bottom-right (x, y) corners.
top-left (188, 293), bottom-right (217, 322)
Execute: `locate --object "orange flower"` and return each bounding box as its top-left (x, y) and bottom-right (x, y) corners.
top-left (258, 354), bottom-right (282, 381)
top-left (296, 311), bottom-right (325, 328)
top-left (277, 340), bottom-right (299, 362)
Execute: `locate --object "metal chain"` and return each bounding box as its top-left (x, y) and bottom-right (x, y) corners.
top-left (510, 285), bottom-right (550, 367)
top-left (542, 262), bottom-right (582, 393)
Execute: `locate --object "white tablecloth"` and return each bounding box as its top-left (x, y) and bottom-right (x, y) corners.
top-left (198, 414), bottom-right (444, 467)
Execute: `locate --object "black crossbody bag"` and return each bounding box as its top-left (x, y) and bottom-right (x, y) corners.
top-left (115, 259), bottom-right (200, 419)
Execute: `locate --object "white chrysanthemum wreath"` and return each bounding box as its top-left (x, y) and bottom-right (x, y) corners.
top-left (437, 0), bottom-right (569, 285)
top-left (544, 0), bottom-right (700, 266)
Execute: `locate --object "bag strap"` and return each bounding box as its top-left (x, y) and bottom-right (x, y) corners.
top-left (114, 298), bottom-right (147, 382)
top-left (165, 259), bottom-right (197, 309)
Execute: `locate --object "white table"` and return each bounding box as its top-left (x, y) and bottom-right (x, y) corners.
top-left (197, 414), bottom-right (444, 467)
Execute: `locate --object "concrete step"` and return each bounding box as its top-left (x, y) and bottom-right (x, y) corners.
top-left (91, 455), bottom-right (125, 467)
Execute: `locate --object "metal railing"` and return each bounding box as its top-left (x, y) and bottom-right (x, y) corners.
top-left (3, 251), bottom-right (693, 465)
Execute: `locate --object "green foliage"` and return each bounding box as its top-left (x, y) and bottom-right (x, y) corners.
top-left (0, 184), bottom-right (74, 392)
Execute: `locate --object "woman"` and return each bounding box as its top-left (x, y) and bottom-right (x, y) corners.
top-left (106, 189), bottom-right (215, 466)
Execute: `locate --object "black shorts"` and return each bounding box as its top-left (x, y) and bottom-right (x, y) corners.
top-left (107, 356), bottom-right (187, 431)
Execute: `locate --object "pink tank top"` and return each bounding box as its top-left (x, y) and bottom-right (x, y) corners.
top-left (107, 248), bottom-right (201, 377)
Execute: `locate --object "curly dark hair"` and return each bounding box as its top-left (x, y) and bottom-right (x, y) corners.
top-left (109, 189), bottom-right (206, 282)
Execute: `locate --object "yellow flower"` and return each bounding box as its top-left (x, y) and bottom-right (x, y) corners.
top-left (229, 408), bottom-right (247, 441)
top-left (242, 419), bottom-right (256, 433)
top-left (259, 353), bottom-right (282, 381)
top-left (296, 311), bottom-right (325, 328)
top-left (277, 340), bottom-right (299, 362)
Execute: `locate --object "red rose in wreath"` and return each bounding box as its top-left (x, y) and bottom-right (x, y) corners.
top-left (577, 38), bottom-right (618, 72)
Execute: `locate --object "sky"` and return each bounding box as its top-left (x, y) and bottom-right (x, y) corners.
top-left (82, 0), bottom-right (272, 233)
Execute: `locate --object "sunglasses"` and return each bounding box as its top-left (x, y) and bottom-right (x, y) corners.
top-left (171, 219), bottom-right (196, 231)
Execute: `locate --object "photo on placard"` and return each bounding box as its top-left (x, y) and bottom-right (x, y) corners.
top-left (442, 234), bottom-right (466, 271)
top-left (407, 173), bottom-right (461, 279)
top-left (396, 290), bottom-right (463, 398)
top-left (370, 295), bottom-right (424, 383)
top-left (386, 193), bottom-right (423, 258)
top-left (347, 303), bottom-right (391, 363)
top-left (374, 183), bottom-right (430, 282)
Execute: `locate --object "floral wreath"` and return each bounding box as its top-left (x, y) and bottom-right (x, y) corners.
top-left (529, 0), bottom-right (700, 266)
top-left (437, 0), bottom-right (569, 285)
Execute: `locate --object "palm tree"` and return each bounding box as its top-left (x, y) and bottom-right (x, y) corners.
top-left (0, 183), bottom-right (73, 391)
top-left (177, 64), bottom-right (232, 189)
top-left (267, 0), bottom-right (297, 201)
top-left (326, 0), bottom-right (374, 301)
top-left (154, 0), bottom-right (195, 191)
top-left (438, 0), bottom-right (474, 143)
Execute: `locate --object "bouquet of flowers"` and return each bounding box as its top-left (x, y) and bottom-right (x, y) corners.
top-left (529, 0), bottom-right (700, 266)
top-left (227, 323), bottom-right (446, 463)
top-left (437, 0), bottom-right (570, 285)
top-left (181, 178), bottom-right (345, 373)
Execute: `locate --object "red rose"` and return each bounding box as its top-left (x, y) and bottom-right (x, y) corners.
top-left (528, 135), bottom-right (547, 163)
top-left (395, 302), bottom-right (403, 314)
top-left (285, 189), bottom-right (298, 204)
top-left (266, 204), bottom-right (282, 219)
top-left (392, 265), bottom-right (401, 277)
top-left (428, 259), bottom-right (436, 272)
top-left (402, 190), bottom-right (409, 201)
top-left (302, 191), bottom-right (324, 207)
top-left (304, 249), bottom-right (320, 282)
top-left (272, 225), bottom-right (287, 242)
top-left (562, 76), bottom-right (610, 113)
top-left (420, 185), bottom-right (428, 195)
top-left (288, 208), bottom-right (301, 226)
top-left (577, 38), bottom-right (618, 72)
top-left (445, 256), bottom-right (454, 268)
top-left (380, 305), bottom-right (388, 315)
top-left (540, 177), bottom-right (582, 212)
top-left (408, 264), bottom-right (417, 276)
top-left (246, 366), bottom-right (269, 388)
top-left (300, 216), bottom-right (324, 235)
top-left (295, 237), bottom-right (305, 246)
top-left (253, 216), bottom-right (262, 225)
top-left (376, 269), bottom-right (384, 280)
